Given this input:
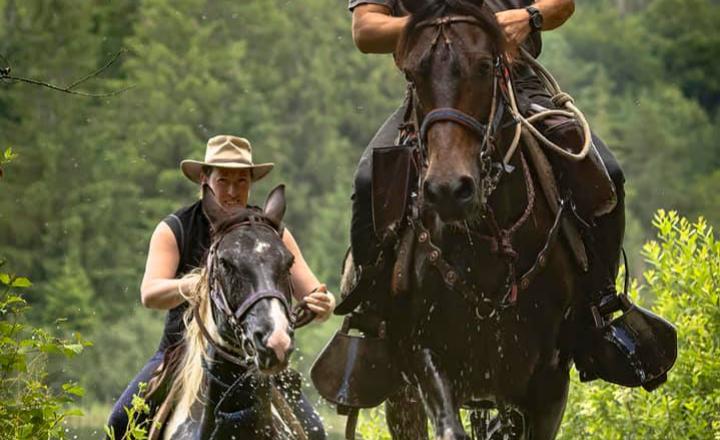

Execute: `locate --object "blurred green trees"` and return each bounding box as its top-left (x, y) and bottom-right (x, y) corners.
top-left (1, 151), bottom-right (91, 439)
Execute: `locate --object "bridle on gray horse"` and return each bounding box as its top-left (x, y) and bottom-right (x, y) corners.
top-left (193, 214), bottom-right (316, 368)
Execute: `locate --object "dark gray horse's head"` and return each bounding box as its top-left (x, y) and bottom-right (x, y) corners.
top-left (203, 184), bottom-right (295, 374)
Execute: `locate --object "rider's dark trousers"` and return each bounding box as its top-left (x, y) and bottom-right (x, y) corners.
top-left (106, 350), bottom-right (164, 439)
top-left (106, 351), bottom-right (326, 440)
top-left (350, 64), bottom-right (625, 292)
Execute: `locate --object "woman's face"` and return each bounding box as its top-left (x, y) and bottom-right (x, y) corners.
top-left (202, 167), bottom-right (251, 209)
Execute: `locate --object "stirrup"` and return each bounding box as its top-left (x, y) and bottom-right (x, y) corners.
top-left (576, 249), bottom-right (678, 390)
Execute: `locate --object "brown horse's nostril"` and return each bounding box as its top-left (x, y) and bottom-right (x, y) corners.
top-left (424, 180), bottom-right (441, 205)
top-left (453, 176), bottom-right (476, 202)
top-left (424, 176), bottom-right (476, 207)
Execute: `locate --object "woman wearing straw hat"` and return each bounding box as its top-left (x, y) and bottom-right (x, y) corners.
top-left (106, 135), bottom-right (334, 439)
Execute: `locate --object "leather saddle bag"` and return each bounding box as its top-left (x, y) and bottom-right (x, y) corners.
top-left (371, 145), bottom-right (418, 241)
top-left (310, 316), bottom-right (400, 409)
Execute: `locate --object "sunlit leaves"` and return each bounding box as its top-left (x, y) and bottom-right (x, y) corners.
top-left (559, 210), bottom-right (720, 439)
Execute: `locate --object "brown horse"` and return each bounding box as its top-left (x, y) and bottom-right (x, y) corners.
top-left (381, 1), bottom-right (583, 439)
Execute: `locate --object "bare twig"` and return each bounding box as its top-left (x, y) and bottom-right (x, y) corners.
top-left (0, 49), bottom-right (133, 97)
top-left (66, 48), bottom-right (126, 90)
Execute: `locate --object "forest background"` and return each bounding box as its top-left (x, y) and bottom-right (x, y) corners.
top-left (0, 0), bottom-right (718, 438)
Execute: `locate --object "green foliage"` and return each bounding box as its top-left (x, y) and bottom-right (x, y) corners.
top-left (104, 383), bottom-right (151, 440)
top-left (356, 407), bottom-right (393, 440)
top-left (0, 264), bottom-right (91, 439)
top-left (559, 210), bottom-right (720, 439)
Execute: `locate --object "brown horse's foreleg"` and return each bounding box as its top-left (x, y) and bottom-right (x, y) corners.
top-left (386, 383), bottom-right (428, 440)
top-left (411, 349), bottom-right (469, 440)
top-left (525, 362), bottom-right (570, 440)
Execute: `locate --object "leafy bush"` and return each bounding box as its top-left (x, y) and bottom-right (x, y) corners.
top-left (104, 383), bottom-right (152, 440)
top-left (0, 263), bottom-right (91, 439)
top-left (559, 210), bottom-right (720, 439)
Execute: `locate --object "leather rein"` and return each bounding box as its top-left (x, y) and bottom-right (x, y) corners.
top-left (193, 216), bottom-right (316, 368)
top-left (407, 15), bottom-right (568, 315)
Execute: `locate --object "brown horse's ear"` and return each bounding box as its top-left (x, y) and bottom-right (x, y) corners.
top-left (201, 184), bottom-right (230, 230)
top-left (263, 184), bottom-right (286, 229)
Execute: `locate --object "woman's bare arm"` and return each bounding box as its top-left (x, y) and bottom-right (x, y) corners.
top-left (140, 222), bottom-right (196, 310)
top-left (283, 229), bottom-right (335, 321)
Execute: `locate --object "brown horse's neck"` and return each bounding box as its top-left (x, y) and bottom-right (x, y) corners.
top-left (486, 150), bottom-right (529, 229)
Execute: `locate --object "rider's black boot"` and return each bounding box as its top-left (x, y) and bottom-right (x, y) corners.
top-left (572, 186), bottom-right (677, 391)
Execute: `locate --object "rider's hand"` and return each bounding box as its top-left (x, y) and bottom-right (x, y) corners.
top-left (305, 289), bottom-right (336, 322)
top-left (179, 273), bottom-right (201, 299)
top-left (495, 8), bottom-right (532, 59)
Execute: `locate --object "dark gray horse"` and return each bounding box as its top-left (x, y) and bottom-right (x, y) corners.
top-left (160, 186), bottom-right (311, 440)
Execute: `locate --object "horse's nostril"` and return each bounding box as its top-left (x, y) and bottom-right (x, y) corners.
top-left (453, 176), bottom-right (475, 202)
top-left (424, 180), bottom-right (440, 205)
top-left (252, 329), bottom-right (267, 350)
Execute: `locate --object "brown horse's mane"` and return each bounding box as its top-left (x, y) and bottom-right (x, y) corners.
top-left (399, 0), bottom-right (506, 56)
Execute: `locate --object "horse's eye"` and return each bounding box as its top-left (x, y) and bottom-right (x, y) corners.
top-left (219, 258), bottom-right (233, 273)
top-left (476, 60), bottom-right (493, 77)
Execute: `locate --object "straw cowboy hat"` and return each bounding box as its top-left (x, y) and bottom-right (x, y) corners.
top-left (181, 135), bottom-right (274, 183)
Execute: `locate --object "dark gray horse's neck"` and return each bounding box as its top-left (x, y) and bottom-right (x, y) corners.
top-left (199, 350), bottom-right (274, 440)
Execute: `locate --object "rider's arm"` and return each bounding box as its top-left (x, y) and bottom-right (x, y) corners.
top-left (140, 222), bottom-right (196, 310)
top-left (282, 229), bottom-right (335, 321)
top-left (496, 0), bottom-right (575, 53)
top-left (351, 4), bottom-right (409, 54)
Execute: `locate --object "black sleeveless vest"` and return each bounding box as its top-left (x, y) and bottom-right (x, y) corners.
top-left (156, 200), bottom-right (211, 351)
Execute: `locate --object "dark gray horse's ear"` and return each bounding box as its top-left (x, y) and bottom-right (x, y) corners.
top-left (263, 184), bottom-right (286, 229)
top-left (201, 184), bottom-right (229, 230)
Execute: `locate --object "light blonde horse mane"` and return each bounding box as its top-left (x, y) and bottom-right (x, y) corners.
top-left (172, 270), bottom-right (218, 417)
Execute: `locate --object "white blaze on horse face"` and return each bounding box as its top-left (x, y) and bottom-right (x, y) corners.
top-left (266, 298), bottom-right (291, 362)
top-left (254, 240), bottom-right (271, 254)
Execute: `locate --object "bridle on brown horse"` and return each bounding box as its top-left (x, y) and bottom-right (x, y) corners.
top-left (405, 15), bottom-right (568, 312)
top-left (192, 213), bottom-right (316, 368)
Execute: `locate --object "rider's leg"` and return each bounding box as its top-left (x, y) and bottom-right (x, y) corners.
top-left (512, 62), bottom-right (626, 303)
top-left (106, 350), bottom-right (164, 439)
top-left (339, 104), bottom-right (408, 315)
top-left (587, 135), bottom-right (626, 302)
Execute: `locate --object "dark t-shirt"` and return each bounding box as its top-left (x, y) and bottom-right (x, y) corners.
top-left (156, 200), bottom-right (211, 351)
top-left (347, 0), bottom-right (541, 57)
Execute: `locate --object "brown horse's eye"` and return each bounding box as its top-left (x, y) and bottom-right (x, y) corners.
top-left (475, 60), bottom-right (493, 77)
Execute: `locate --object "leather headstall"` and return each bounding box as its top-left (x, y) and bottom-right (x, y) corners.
top-left (193, 216), bottom-right (302, 367)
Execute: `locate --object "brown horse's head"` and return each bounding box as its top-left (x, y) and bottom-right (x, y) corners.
top-left (397, 0), bottom-right (507, 221)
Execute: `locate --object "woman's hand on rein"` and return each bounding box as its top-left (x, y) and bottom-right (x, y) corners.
top-left (304, 289), bottom-right (336, 322)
